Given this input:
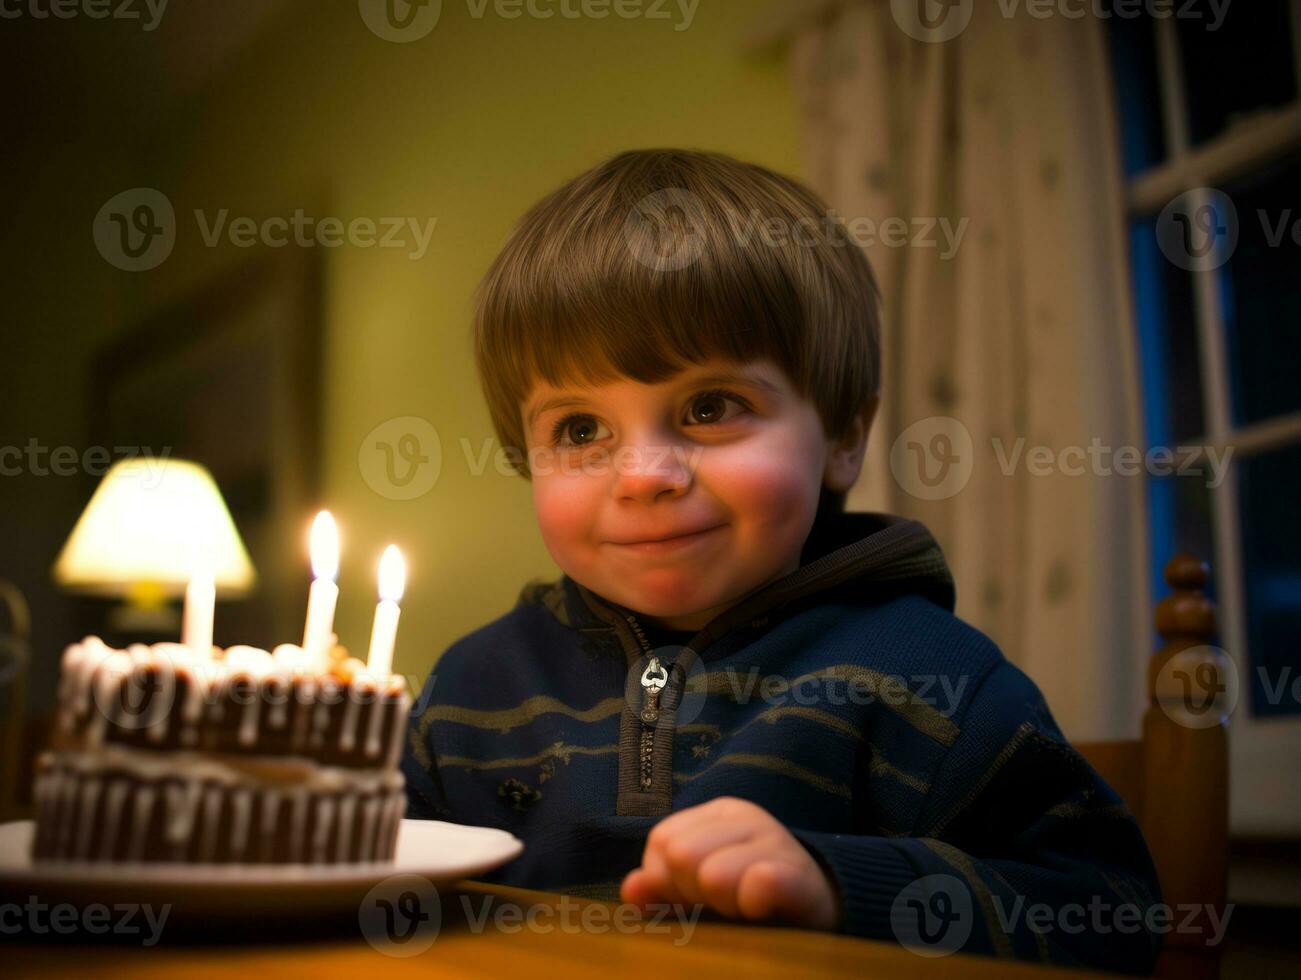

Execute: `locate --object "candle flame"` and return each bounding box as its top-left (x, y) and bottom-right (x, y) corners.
top-left (378, 545), bottom-right (405, 603)
top-left (309, 510), bottom-right (339, 581)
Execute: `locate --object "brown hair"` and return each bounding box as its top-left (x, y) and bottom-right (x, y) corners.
top-left (472, 148), bottom-right (882, 478)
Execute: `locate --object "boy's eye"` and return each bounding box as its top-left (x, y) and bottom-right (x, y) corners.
top-left (551, 414), bottom-right (611, 447)
top-left (684, 389), bottom-right (749, 426)
top-left (547, 389), bottom-right (750, 447)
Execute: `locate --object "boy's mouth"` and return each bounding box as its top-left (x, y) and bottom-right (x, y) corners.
top-left (604, 523), bottom-right (727, 554)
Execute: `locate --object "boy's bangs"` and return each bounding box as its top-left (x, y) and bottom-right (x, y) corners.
top-left (491, 207), bottom-right (804, 401)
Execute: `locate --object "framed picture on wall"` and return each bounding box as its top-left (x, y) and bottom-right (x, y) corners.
top-left (88, 248), bottom-right (323, 649)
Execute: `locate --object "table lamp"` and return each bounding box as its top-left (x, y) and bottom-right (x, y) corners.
top-left (52, 458), bottom-right (257, 632)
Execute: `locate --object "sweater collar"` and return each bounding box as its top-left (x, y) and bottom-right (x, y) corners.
top-left (543, 511), bottom-right (955, 661)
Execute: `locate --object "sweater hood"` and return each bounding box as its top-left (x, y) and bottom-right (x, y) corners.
top-left (521, 511), bottom-right (956, 661)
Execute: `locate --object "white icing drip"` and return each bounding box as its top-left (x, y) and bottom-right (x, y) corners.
top-left (360, 797), bottom-right (380, 862)
top-left (128, 786), bottom-right (155, 861)
top-left (230, 789), bottom-right (252, 859)
top-left (290, 792), bottom-right (308, 862)
top-left (199, 785), bottom-right (223, 862)
top-left (312, 797), bottom-right (336, 862)
top-left (290, 678), bottom-right (316, 754)
top-left (260, 790), bottom-right (281, 863)
top-left (378, 794), bottom-right (403, 859)
top-left (238, 688), bottom-right (261, 747)
top-left (385, 691), bottom-right (410, 770)
top-left (102, 781), bottom-right (129, 860)
top-left (310, 693), bottom-right (331, 750)
top-left (165, 781), bottom-right (204, 855)
top-left (267, 676), bottom-right (289, 730)
top-left (364, 688), bottom-right (386, 758)
top-left (340, 689), bottom-right (362, 753)
top-left (42, 745), bottom-right (403, 794)
top-left (336, 794), bottom-right (357, 862)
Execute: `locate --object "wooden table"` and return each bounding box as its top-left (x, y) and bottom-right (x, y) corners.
top-left (5, 878), bottom-right (1110, 979)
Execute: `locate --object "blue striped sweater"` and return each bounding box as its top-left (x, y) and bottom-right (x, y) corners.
top-left (402, 511), bottom-right (1161, 973)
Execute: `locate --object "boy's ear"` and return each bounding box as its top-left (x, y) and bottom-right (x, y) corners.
top-left (822, 395), bottom-right (879, 494)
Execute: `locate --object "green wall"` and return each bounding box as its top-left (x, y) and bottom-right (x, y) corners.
top-left (2, 0), bottom-right (801, 694)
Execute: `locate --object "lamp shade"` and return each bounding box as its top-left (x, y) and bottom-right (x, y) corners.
top-left (52, 458), bottom-right (257, 598)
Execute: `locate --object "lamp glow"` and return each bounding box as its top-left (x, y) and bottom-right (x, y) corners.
top-left (52, 458), bottom-right (255, 597)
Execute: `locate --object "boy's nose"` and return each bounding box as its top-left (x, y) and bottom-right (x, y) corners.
top-left (610, 442), bottom-right (692, 503)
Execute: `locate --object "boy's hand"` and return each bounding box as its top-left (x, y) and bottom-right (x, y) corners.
top-left (620, 796), bottom-right (843, 931)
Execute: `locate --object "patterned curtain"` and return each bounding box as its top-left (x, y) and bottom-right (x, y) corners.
top-left (787, 1), bottom-right (1150, 739)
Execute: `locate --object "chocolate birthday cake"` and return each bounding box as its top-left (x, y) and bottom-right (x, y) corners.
top-left (31, 638), bottom-right (410, 864)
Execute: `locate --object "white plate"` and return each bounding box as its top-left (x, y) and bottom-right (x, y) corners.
top-left (0, 818), bottom-right (523, 920)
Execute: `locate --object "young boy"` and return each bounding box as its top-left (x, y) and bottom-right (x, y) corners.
top-left (402, 149), bottom-right (1161, 971)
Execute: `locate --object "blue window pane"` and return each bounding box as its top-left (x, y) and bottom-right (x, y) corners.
top-left (1130, 216), bottom-right (1206, 446)
top-left (1219, 151), bottom-right (1301, 427)
top-left (1107, 10), bottom-right (1167, 176)
top-left (1177, 0), bottom-right (1297, 147)
top-left (1238, 443), bottom-right (1301, 717)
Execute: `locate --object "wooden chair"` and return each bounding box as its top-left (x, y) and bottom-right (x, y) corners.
top-left (1076, 555), bottom-right (1229, 980)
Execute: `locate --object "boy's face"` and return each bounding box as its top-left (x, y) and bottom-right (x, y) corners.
top-left (521, 357), bottom-right (869, 631)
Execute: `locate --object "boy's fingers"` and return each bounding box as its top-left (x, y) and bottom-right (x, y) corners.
top-left (658, 820), bottom-right (757, 908)
top-left (736, 859), bottom-right (832, 928)
top-left (619, 867), bottom-right (662, 908)
top-left (690, 840), bottom-right (771, 919)
top-left (637, 840), bottom-right (677, 903)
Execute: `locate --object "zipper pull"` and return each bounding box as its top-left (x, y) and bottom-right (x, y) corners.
top-left (640, 656), bottom-right (668, 724)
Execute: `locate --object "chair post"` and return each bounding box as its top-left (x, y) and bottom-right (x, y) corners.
top-left (1143, 555), bottom-right (1229, 980)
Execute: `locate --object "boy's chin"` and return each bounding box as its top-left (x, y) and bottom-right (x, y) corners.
top-left (601, 574), bottom-right (730, 624)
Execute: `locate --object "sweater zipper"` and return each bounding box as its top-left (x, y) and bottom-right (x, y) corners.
top-left (619, 610), bottom-right (675, 795)
top-left (639, 655), bottom-right (668, 791)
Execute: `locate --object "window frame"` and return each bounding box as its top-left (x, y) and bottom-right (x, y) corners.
top-left (1120, 3), bottom-right (1301, 836)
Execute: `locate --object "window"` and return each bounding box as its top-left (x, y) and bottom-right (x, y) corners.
top-left (1109, 0), bottom-right (1301, 828)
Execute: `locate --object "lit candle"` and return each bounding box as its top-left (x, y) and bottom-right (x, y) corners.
top-left (182, 569), bottom-right (216, 656)
top-left (302, 510), bottom-right (340, 663)
top-left (366, 545), bottom-right (405, 678)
